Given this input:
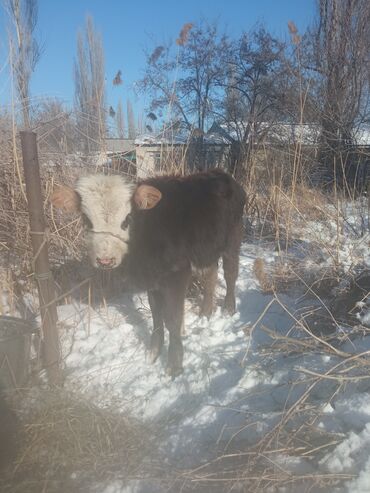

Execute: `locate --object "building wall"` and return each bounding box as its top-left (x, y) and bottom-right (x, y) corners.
top-left (136, 145), bottom-right (188, 178)
top-left (136, 143), bottom-right (229, 177)
top-left (136, 146), bottom-right (158, 178)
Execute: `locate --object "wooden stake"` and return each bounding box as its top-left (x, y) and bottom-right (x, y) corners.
top-left (20, 131), bottom-right (61, 385)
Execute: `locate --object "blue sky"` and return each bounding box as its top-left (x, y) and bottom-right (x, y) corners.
top-left (0, 0), bottom-right (315, 120)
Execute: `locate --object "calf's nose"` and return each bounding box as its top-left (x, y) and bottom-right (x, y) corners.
top-left (96, 257), bottom-right (116, 268)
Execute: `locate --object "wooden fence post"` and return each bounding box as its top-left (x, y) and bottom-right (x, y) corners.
top-left (20, 131), bottom-right (61, 385)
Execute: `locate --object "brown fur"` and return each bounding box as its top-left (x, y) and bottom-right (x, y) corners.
top-left (123, 169), bottom-right (246, 377)
top-left (51, 169), bottom-right (246, 378)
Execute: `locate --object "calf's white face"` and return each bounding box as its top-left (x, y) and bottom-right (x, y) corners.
top-left (51, 175), bottom-right (162, 269)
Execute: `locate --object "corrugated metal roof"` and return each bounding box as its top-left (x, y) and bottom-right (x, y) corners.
top-left (133, 123), bottom-right (370, 147)
top-left (134, 133), bottom-right (189, 145)
top-left (211, 122), bottom-right (370, 146)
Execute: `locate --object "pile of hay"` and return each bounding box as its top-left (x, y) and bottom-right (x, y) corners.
top-left (0, 389), bottom-right (150, 493)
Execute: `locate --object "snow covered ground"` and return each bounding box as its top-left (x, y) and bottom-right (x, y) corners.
top-left (53, 237), bottom-right (370, 493)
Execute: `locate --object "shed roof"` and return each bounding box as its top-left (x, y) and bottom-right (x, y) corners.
top-left (133, 123), bottom-right (370, 148)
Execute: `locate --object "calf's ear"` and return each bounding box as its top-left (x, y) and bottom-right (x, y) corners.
top-left (50, 185), bottom-right (81, 213)
top-left (133, 185), bottom-right (162, 210)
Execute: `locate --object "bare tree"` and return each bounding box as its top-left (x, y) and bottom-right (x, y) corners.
top-left (140, 21), bottom-right (229, 133)
top-left (137, 112), bottom-right (144, 135)
top-left (127, 99), bottom-right (136, 139)
top-left (6, 0), bottom-right (41, 128)
top-left (74, 15), bottom-right (106, 152)
top-left (311, 0), bottom-right (370, 187)
top-left (116, 99), bottom-right (125, 138)
top-left (34, 98), bottom-right (77, 154)
top-left (139, 21), bottom-right (229, 168)
top-left (222, 27), bottom-right (285, 182)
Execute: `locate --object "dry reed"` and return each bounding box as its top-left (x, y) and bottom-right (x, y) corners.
top-left (0, 388), bottom-right (151, 493)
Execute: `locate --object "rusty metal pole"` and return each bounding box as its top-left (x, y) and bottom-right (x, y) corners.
top-left (20, 131), bottom-right (61, 385)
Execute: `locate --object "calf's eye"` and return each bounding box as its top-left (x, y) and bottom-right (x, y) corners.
top-left (121, 214), bottom-right (132, 230)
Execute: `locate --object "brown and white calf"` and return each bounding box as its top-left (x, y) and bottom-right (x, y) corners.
top-left (51, 169), bottom-right (246, 377)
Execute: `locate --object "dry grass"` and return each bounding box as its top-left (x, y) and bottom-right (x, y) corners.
top-left (0, 388), bottom-right (151, 493)
top-left (0, 103), bottom-right (369, 492)
top-left (253, 258), bottom-right (275, 293)
top-left (172, 303), bottom-right (370, 492)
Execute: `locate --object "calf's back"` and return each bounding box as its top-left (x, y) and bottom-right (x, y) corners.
top-left (124, 170), bottom-right (245, 288)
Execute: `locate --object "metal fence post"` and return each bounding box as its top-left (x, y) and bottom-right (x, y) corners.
top-left (20, 131), bottom-right (61, 385)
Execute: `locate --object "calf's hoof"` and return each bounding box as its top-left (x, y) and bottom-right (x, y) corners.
top-left (149, 331), bottom-right (164, 364)
top-left (199, 302), bottom-right (213, 319)
top-left (166, 364), bottom-right (184, 379)
top-left (167, 344), bottom-right (183, 379)
top-left (223, 297), bottom-right (236, 316)
top-left (149, 346), bottom-right (162, 364)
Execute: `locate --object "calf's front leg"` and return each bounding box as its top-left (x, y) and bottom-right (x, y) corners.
top-left (200, 262), bottom-right (218, 318)
top-left (148, 290), bottom-right (164, 363)
top-left (223, 221), bottom-right (243, 315)
top-left (162, 268), bottom-right (191, 378)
